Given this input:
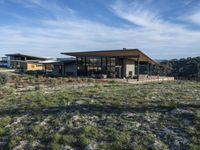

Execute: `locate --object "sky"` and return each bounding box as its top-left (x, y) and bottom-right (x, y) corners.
top-left (0, 0), bottom-right (200, 59)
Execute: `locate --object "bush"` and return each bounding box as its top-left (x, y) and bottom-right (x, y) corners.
top-left (0, 116), bottom-right (12, 128)
top-left (52, 133), bottom-right (62, 143)
top-left (109, 80), bottom-right (117, 84)
top-left (50, 143), bottom-right (61, 150)
top-left (0, 127), bottom-right (4, 136)
top-left (8, 135), bottom-right (22, 149)
top-left (110, 132), bottom-right (130, 149)
top-left (196, 110), bottom-right (200, 122)
top-left (77, 134), bottom-right (90, 148)
top-left (0, 73), bottom-right (10, 85)
top-left (31, 125), bottom-right (45, 137)
top-left (61, 135), bottom-right (76, 145)
top-left (81, 126), bottom-right (99, 139)
top-left (87, 78), bottom-right (95, 83)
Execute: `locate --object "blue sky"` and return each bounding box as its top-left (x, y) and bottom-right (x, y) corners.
top-left (0, 0), bottom-right (200, 59)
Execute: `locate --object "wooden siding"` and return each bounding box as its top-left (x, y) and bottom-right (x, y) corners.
top-left (27, 63), bottom-right (44, 71)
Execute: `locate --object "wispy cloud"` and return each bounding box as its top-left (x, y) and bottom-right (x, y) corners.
top-left (110, 0), bottom-right (188, 31)
top-left (180, 1), bottom-right (200, 25)
top-left (109, 0), bottom-right (200, 56)
top-left (8, 0), bottom-right (75, 18)
top-left (188, 10), bottom-right (200, 25)
top-left (0, 0), bottom-right (200, 59)
top-left (110, 0), bottom-right (163, 29)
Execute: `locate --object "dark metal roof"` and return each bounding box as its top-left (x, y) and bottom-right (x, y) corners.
top-left (6, 53), bottom-right (47, 60)
top-left (54, 58), bottom-right (76, 65)
top-left (61, 49), bottom-right (156, 64)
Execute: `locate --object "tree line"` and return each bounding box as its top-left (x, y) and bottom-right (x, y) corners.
top-left (153, 56), bottom-right (200, 80)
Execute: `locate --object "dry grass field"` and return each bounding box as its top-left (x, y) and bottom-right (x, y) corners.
top-left (0, 72), bottom-right (200, 150)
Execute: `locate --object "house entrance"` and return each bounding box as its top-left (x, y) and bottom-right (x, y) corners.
top-left (115, 66), bottom-right (122, 78)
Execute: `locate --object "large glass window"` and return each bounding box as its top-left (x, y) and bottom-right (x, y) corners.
top-left (77, 56), bottom-right (124, 78)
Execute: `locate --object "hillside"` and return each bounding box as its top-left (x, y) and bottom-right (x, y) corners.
top-left (154, 56), bottom-right (200, 80)
top-left (0, 73), bottom-right (200, 150)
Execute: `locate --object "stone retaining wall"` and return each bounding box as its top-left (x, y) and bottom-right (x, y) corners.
top-left (101, 76), bottom-right (175, 84)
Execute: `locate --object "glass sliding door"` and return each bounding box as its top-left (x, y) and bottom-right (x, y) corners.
top-left (77, 56), bottom-right (124, 78)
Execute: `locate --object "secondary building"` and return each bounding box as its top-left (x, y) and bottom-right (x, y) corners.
top-left (0, 57), bottom-right (8, 67)
top-left (6, 53), bottom-right (48, 72)
top-left (51, 58), bottom-right (77, 76)
top-left (61, 49), bottom-right (156, 79)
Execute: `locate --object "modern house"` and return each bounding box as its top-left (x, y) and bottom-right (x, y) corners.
top-left (60, 49), bottom-right (156, 79)
top-left (3, 49), bottom-right (156, 80)
top-left (0, 57), bottom-right (8, 67)
top-left (6, 53), bottom-right (48, 72)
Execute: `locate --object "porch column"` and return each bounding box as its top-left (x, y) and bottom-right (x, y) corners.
top-left (61, 64), bottom-right (64, 76)
top-left (76, 57), bottom-right (78, 76)
top-left (147, 63), bottom-right (150, 75)
top-left (45, 64), bottom-right (47, 74)
top-left (137, 56), bottom-right (140, 81)
top-left (84, 57), bottom-right (87, 76)
top-left (63, 63), bottom-right (66, 76)
top-left (100, 56), bottom-right (103, 74)
top-left (149, 64), bottom-right (151, 76)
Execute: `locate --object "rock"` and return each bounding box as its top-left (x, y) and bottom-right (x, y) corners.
top-left (13, 140), bottom-right (27, 150)
top-left (71, 115), bottom-right (81, 122)
top-left (12, 115), bottom-right (27, 125)
top-left (62, 145), bottom-right (74, 150)
top-left (144, 116), bottom-right (151, 122)
top-left (133, 122), bottom-right (141, 128)
top-left (59, 126), bottom-right (65, 132)
top-left (76, 100), bottom-right (84, 104)
top-left (163, 128), bottom-right (176, 136)
top-left (127, 113), bottom-right (135, 118)
top-left (153, 139), bottom-right (163, 149)
top-left (85, 141), bottom-right (98, 150)
top-left (170, 108), bottom-right (194, 115)
top-left (39, 118), bottom-right (50, 126)
top-left (32, 140), bottom-right (40, 147)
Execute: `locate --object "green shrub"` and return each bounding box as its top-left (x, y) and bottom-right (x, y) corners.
top-left (50, 143), bottom-right (61, 150)
top-left (77, 134), bottom-right (90, 148)
top-left (61, 135), bottom-right (76, 145)
top-left (7, 126), bottom-right (14, 137)
top-left (52, 133), bottom-right (62, 143)
top-left (110, 132), bottom-right (130, 149)
top-left (98, 143), bottom-right (109, 150)
top-left (31, 125), bottom-right (45, 137)
top-left (0, 116), bottom-right (12, 128)
top-left (8, 135), bottom-right (22, 149)
top-left (81, 126), bottom-right (99, 138)
top-left (109, 80), bottom-right (117, 84)
top-left (0, 127), bottom-right (4, 136)
top-left (196, 110), bottom-right (200, 122)
top-left (0, 73), bottom-right (10, 85)
top-left (189, 136), bottom-right (200, 150)
top-left (189, 143), bottom-right (200, 150)
top-left (87, 78), bottom-right (95, 83)
top-left (9, 139), bottom-right (17, 149)
top-left (50, 133), bottom-right (66, 150)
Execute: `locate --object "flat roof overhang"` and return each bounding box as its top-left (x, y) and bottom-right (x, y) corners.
top-left (61, 49), bottom-right (156, 64)
top-left (6, 53), bottom-right (47, 60)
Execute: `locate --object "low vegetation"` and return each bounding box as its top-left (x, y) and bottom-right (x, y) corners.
top-left (0, 72), bottom-right (10, 85)
top-left (154, 56), bottom-right (200, 80)
top-left (0, 73), bottom-right (200, 149)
